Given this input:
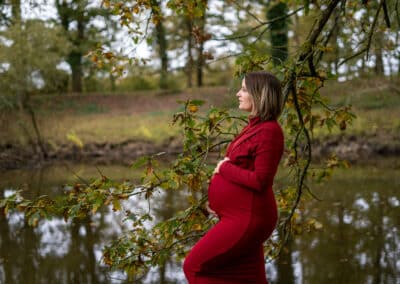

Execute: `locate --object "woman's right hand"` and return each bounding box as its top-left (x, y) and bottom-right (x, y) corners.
top-left (213, 157), bottom-right (230, 175)
top-left (205, 201), bottom-right (218, 218)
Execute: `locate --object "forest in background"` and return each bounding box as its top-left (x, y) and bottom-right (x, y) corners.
top-left (0, 0), bottom-right (399, 94)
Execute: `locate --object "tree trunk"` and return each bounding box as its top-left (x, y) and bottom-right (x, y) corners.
top-left (267, 1), bottom-right (289, 66)
top-left (110, 73), bottom-right (116, 91)
top-left (69, 52), bottom-right (83, 93)
top-left (372, 7), bottom-right (385, 76)
top-left (151, 0), bottom-right (169, 89)
top-left (157, 28), bottom-right (168, 89)
top-left (73, 6), bottom-right (85, 92)
top-left (56, 0), bottom-right (85, 93)
top-left (196, 2), bottom-right (207, 87)
top-left (11, 0), bottom-right (21, 23)
top-left (26, 102), bottom-right (48, 159)
top-left (374, 33), bottom-right (385, 76)
top-left (196, 41), bottom-right (204, 87)
top-left (186, 16), bottom-right (194, 88)
top-left (396, 28), bottom-right (400, 77)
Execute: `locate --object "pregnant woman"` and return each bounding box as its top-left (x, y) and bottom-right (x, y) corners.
top-left (183, 71), bottom-right (284, 283)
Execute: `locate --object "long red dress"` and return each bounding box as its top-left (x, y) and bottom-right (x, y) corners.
top-left (183, 116), bottom-right (284, 284)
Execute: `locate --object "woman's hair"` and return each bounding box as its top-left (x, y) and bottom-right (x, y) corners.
top-left (244, 71), bottom-right (283, 121)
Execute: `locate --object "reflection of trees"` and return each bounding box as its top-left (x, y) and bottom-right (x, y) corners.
top-left (151, 189), bottom-right (189, 284)
top-left (0, 204), bottom-right (109, 283)
top-left (66, 218), bottom-right (102, 283)
top-left (0, 165), bottom-right (112, 283)
top-left (276, 233), bottom-right (295, 284)
top-left (0, 214), bottom-right (41, 283)
top-left (0, 165), bottom-right (144, 283)
top-left (372, 194), bottom-right (383, 284)
top-left (0, 211), bottom-right (14, 283)
top-left (3, 165), bottom-right (397, 283)
top-left (21, 222), bottom-right (40, 282)
top-left (293, 170), bottom-right (399, 283)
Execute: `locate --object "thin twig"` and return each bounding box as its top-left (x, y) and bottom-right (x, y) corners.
top-left (338, 47), bottom-right (367, 67)
top-left (231, 0), bottom-right (264, 25)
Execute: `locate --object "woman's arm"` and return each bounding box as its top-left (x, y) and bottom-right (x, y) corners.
top-left (218, 127), bottom-right (283, 192)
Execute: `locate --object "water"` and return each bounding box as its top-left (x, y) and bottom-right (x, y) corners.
top-left (0, 160), bottom-right (399, 284)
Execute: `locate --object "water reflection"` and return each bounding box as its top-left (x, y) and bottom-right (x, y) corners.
top-left (0, 203), bottom-right (111, 283)
top-left (0, 160), bottom-right (399, 283)
top-left (290, 162), bottom-right (400, 284)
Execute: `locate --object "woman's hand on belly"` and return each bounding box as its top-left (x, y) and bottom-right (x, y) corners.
top-left (205, 201), bottom-right (218, 218)
top-left (213, 157), bottom-right (230, 175)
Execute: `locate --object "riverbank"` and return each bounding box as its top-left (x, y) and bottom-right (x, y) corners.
top-left (1, 130), bottom-right (399, 170)
top-left (1, 77), bottom-right (399, 170)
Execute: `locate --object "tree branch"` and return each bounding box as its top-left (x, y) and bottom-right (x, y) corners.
top-left (212, 7), bottom-right (303, 41)
top-left (283, 85), bottom-right (312, 243)
top-left (382, 0), bottom-right (391, 28)
top-left (315, 1), bottom-right (345, 65)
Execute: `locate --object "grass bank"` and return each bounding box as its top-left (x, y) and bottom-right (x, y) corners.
top-left (0, 77), bottom-right (399, 148)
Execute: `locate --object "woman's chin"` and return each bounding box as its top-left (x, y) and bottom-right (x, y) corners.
top-left (238, 105), bottom-right (251, 112)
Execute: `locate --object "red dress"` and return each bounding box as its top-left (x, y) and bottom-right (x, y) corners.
top-left (183, 116), bottom-right (284, 283)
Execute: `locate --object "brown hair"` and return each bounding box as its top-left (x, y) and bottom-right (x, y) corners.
top-left (245, 71), bottom-right (283, 121)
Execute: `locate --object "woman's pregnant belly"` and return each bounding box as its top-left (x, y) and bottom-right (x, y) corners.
top-left (208, 173), bottom-right (253, 216)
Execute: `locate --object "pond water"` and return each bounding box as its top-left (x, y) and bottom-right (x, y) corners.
top-left (0, 159), bottom-right (399, 284)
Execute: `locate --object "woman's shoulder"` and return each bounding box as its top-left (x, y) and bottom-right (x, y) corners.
top-left (254, 120), bottom-right (284, 140)
top-left (258, 120), bottom-right (282, 132)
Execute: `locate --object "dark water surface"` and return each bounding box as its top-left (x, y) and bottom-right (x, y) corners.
top-left (0, 160), bottom-right (399, 284)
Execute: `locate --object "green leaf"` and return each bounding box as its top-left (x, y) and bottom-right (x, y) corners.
top-left (131, 156), bottom-right (149, 169)
top-left (188, 99), bottom-right (205, 106)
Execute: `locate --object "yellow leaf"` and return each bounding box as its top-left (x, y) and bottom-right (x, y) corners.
top-left (112, 199), bottom-right (122, 212)
top-left (138, 124), bottom-right (152, 139)
top-left (102, 0), bottom-right (110, 8)
top-left (67, 132), bottom-right (84, 149)
top-left (188, 104), bottom-right (198, 113)
top-left (192, 223), bottom-right (202, 231)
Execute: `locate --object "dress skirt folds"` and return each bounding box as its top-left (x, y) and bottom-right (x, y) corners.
top-left (183, 117), bottom-right (284, 284)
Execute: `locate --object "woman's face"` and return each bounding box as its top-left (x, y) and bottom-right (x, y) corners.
top-left (236, 79), bottom-right (253, 112)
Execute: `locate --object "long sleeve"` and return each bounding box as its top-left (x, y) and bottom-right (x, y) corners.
top-left (218, 126), bottom-right (283, 192)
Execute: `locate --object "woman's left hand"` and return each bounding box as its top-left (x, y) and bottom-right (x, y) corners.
top-left (213, 157), bottom-right (230, 174)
